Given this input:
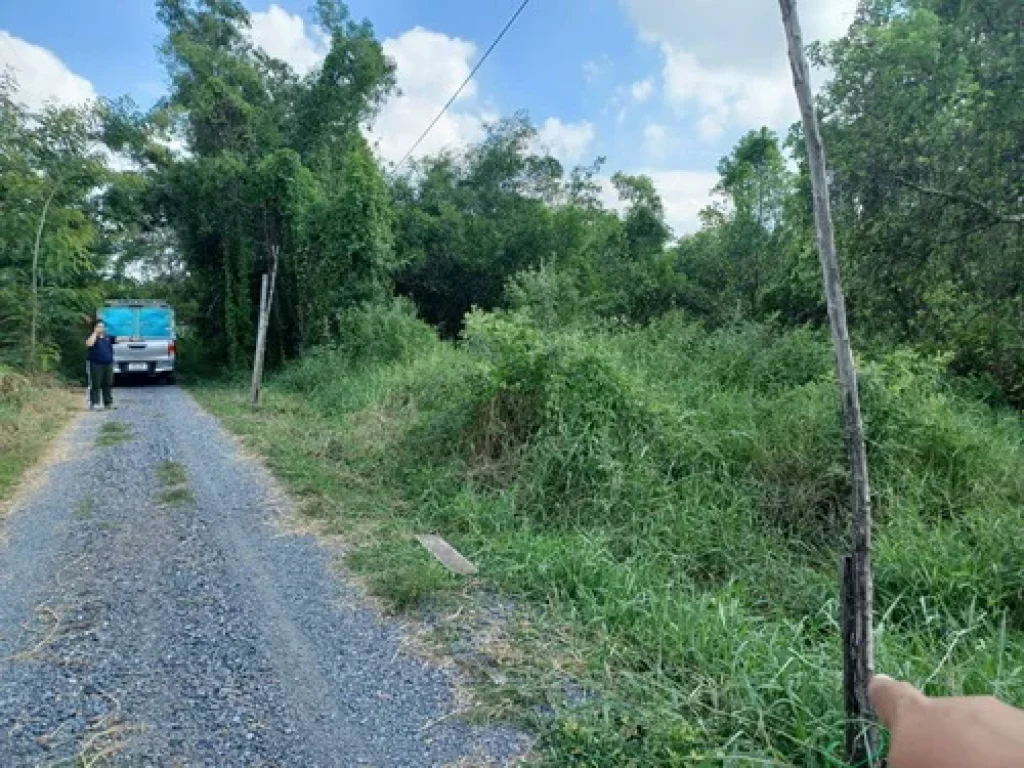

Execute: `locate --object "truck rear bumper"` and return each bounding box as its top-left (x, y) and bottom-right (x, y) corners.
top-left (115, 360), bottom-right (175, 376)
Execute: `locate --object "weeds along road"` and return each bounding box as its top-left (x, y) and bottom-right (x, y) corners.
top-left (0, 385), bottom-right (525, 767)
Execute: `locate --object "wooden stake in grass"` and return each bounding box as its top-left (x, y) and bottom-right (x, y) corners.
top-left (415, 535), bottom-right (478, 576)
top-left (776, 1), bottom-right (877, 764)
top-left (250, 245), bottom-right (280, 406)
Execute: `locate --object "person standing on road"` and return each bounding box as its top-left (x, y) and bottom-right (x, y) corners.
top-left (85, 320), bottom-right (119, 411)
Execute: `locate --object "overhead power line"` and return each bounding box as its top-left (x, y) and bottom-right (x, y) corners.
top-left (393, 0), bottom-right (533, 171)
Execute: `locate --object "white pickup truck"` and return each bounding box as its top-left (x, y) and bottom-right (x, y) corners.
top-left (97, 300), bottom-right (177, 383)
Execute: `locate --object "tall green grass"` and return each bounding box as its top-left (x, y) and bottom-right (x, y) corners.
top-left (197, 303), bottom-right (1024, 766)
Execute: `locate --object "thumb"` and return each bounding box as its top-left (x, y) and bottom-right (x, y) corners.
top-left (870, 674), bottom-right (926, 729)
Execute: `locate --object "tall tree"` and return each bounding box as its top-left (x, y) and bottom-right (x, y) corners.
top-left (714, 128), bottom-right (790, 314)
top-left (152, 0), bottom-right (396, 365)
top-left (815, 0), bottom-right (1024, 404)
top-left (393, 116), bottom-right (564, 335)
top-left (678, 129), bottom-right (795, 322)
top-left (611, 172), bottom-right (672, 259)
top-left (0, 80), bottom-right (107, 371)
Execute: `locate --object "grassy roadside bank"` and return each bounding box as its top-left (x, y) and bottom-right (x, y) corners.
top-left (195, 304), bottom-right (1024, 767)
top-left (0, 367), bottom-right (78, 506)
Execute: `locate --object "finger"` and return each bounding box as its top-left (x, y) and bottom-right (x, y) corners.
top-left (869, 674), bottom-right (926, 728)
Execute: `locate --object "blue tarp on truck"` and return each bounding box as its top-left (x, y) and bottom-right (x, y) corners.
top-left (97, 301), bottom-right (177, 382)
top-left (98, 305), bottom-right (174, 339)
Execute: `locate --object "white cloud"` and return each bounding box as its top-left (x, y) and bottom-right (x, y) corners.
top-left (244, 7), bottom-right (485, 164)
top-left (245, 7), bottom-right (589, 168)
top-left (621, 0), bottom-right (857, 138)
top-left (0, 30), bottom-right (97, 110)
top-left (642, 123), bottom-right (671, 158)
top-left (0, 33), bottom-right (139, 172)
top-left (622, 0), bottom-right (856, 71)
top-left (697, 114), bottom-right (725, 141)
top-left (630, 78), bottom-right (654, 103)
top-left (606, 78), bottom-right (653, 129)
top-left (661, 46), bottom-right (794, 136)
top-left (583, 55), bottom-right (613, 83)
top-left (369, 27), bottom-right (488, 165)
top-left (601, 170), bottom-right (719, 236)
top-left (532, 118), bottom-right (596, 166)
top-left (248, 4), bottom-right (329, 75)
top-left (649, 170), bottom-right (720, 235)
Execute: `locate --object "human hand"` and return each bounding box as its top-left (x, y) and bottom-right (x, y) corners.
top-left (869, 674), bottom-right (1024, 768)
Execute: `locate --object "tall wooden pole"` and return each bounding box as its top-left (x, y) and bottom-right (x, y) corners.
top-left (250, 273), bottom-right (269, 405)
top-left (250, 245), bottom-right (280, 406)
top-left (776, 1), bottom-right (877, 764)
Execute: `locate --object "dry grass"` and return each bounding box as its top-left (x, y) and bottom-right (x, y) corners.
top-left (343, 398), bottom-right (414, 462)
top-left (40, 690), bottom-right (141, 768)
top-left (444, 754), bottom-right (533, 768)
top-left (0, 373), bottom-right (79, 525)
top-left (2, 604), bottom-right (65, 663)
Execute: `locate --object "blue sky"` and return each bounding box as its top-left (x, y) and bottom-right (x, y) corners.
top-left (0, 0), bottom-right (857, 233)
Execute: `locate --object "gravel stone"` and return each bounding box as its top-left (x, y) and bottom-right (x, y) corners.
top-left (0, 385), bottom-right (528, 767)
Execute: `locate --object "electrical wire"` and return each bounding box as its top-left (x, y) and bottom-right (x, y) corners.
top-left (392, 0), bottom-right (533, 171)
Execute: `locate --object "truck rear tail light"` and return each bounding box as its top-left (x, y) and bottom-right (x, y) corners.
top-left (168, 341), bottom-right (177, 357)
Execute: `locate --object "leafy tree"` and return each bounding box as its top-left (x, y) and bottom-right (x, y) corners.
top-left (393, 116), bottom-right (564, 336)
top-left (677, 129), bottom-right (796, 323)
top-left (814, 0), bottom-right (1023, 403)
top-left (149, 0), bottom-right (396, 366)
top-left (0, 79), bottom-right (107, 371)
top-left (611, 172), bottom-right (672, 258)
top-left (392, 114), bottom-right (698, 334)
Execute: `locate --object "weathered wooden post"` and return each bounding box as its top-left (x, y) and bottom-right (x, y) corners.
top-left (776, 1), bottom-right (878, 764)
top-left (250, 273), bottom-right (269, 405)
top-left (250, 245), bottom-right (280, 406)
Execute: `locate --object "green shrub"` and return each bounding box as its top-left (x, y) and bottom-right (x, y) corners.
top-left (173, 326), bottom-right (224, 381)
top-left (505, 265), bottom-right (594, 330)
top-left (0, 364), bottom-right (31, 406)
top-left (624, 313), bottom-right (834, 395)
top-left (275, 299), bottom-right (439, 409)
top-left (334, 298), bottom-right (438, 366)
top-left (207, 311), bottom-right (1024, 766)
top-left (346, 538), bottom-right (458, 611)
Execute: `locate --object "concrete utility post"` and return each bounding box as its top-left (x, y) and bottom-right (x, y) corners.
top-left (776, 1), bottom-right (878, 765)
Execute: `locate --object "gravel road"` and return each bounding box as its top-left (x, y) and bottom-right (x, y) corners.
top-left (0, 385), bottom-right (526, 767)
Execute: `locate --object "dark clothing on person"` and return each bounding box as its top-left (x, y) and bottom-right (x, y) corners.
top-left (89, 361), bottom-right (114, 408)
top-left (87, 335), bottom-right (115, 365)
top-left (87, 333), bottom-right (119, 407)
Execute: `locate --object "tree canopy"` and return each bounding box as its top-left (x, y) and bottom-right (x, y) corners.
top-left (1, 0), bottom-right (1019, 405)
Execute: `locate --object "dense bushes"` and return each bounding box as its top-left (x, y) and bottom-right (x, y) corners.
top-left (277, 300), bottom-right (437, 383)
top-left (332, 298), bottom-right (439, 367)
top-left (204, 307), bottom-right (1023, 765)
